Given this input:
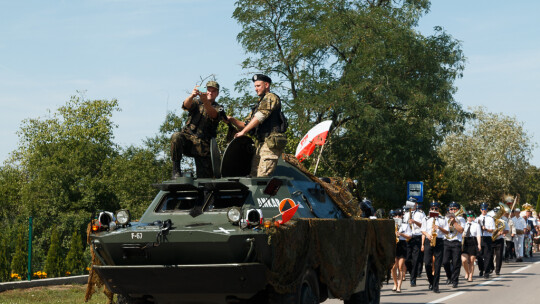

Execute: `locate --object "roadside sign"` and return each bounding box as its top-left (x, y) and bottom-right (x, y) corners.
top-left (407, 181), bottom-right (423, 202)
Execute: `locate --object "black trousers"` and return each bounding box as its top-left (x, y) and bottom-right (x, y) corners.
top-left (443, 240), bottom-right (462, 284)
top-left (505, 240), bottom-right (515, 259)
top-left (406, 235), bottom-right (422, 282)
top-left (489, 238), bottom-right (504, 274)
top-left (477, 236), bottom-right (493, 274)
top-left (424, 238), bottom-right (444, 291)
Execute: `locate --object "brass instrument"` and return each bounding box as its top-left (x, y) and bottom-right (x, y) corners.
top-left (430, 217), bottom-right (437, 247)
top-left (394, 218), bottom-right (402, 243)
top-left (445, 205), bottom-right (465, 240)
top-left (492, 202), bottom-right (511, 241)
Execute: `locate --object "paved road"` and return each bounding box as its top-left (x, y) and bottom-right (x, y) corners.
top-left (324, 252), bottom-right (539, 303)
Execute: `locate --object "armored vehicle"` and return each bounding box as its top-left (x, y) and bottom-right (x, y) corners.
top-left (88, 137), bottom-right (395, 304)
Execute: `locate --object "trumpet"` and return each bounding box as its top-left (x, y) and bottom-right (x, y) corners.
top-left (445, 205), bottom-right (465, 240)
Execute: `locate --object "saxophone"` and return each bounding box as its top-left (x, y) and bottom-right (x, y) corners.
top-left (430, 217), bottom-right (437, 247)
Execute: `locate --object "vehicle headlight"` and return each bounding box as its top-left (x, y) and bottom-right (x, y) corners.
top-left (227, 207), bottom-right (241, 224)
top-left (116, 209), bottom-right (131, 225)
top-left (246, 209), bottom-right (263, 226)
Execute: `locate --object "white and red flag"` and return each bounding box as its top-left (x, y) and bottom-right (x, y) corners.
top-left (295, 120), bottom-right (332, 162)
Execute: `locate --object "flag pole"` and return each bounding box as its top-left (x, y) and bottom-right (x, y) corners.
top-left (313, 143), bottom-right (325, 175)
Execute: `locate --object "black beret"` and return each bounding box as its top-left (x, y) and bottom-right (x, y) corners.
top-left (252, 74), bottom-right (272, 84)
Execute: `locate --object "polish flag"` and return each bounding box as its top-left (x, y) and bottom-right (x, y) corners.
top-left (295, 120), bottom-right (332, 162)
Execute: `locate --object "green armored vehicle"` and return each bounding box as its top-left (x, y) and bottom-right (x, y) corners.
top-left (88, 137), bottom-right (395, 304)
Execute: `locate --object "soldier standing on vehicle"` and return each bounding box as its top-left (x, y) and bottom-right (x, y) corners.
top-left (170, 81), bottom-right (223, 179)
top-left (228, 74), bottom-right (288, 177)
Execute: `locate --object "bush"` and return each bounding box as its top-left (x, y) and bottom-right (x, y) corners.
top-left (10, 228), bottom-right (27, 279)
top-left (65, 230), bottom-right (85, 275)
top-left (44, 228), bottom-right (63, 277)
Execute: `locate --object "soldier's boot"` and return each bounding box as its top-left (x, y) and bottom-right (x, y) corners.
top-left (172, 161), bottom-right (182, 179)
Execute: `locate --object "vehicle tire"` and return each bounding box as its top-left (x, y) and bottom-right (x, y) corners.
top-left (267, 268), bottom-right (320, 304)
top-left (344, 266), bottom-right (380, 304)
top-left (298, 268), bottom-right (320, 304)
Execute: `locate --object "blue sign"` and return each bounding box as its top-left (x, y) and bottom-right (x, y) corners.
top-left (407, 181), bottom-right (424, 202)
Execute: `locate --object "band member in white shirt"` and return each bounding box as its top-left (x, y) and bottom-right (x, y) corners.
top-left (512, 208), bottom-right (526, 262)
top-left (442, 202), bottom-right (465, 288)
top-left (461, 210), bottom-right (482, 282)
top-left (392, 209), bottom-right (412, 293)
top-left (421, 201), bottom-right (449, 293)
top-left (403, 197), bottom-right (424, 287)
top-left (476, 202), bottom-right (496, 278)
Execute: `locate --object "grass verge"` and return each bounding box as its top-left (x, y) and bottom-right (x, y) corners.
top-left (0, 284), bottom-right (110, 304)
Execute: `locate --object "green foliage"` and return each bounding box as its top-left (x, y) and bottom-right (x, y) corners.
top-left (64, 230), bottom-right (85, 275)
top-left (536, 195), bottom-right (540, 214)
top-left (0, 235), bottom-right (10, 281)
top-left (233, 0), bottom-right (469, 207)
top-left (44, 228), bottom-right (63, 278)
top-left (0, 165), bottom-right (23, 219)
top-left (104, 146), bottom-right (168, 218)
top-left (439, 107), bottom-right (534, 204)
top-left (11, 228), bottom-right (27, 279)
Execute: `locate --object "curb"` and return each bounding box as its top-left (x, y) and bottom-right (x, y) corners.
top-left (0, 275), bottom-right (89, 292)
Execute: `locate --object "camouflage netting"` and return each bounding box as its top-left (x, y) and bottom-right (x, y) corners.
top-left (85, 222), bottom-right (115, 304)
top-left (264, 218), bottom-right (395, 299)
top-left (282, 154), bottom-right (361, 218)
top-left (269, 155), bottom-right (395, 299)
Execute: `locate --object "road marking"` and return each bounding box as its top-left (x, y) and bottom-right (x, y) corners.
top-left (427, 291), bottom-right (464, 304)
top-left (477, 276), bottom-right (503, 286)
top-left (511, 265), bottom-right (531, 273)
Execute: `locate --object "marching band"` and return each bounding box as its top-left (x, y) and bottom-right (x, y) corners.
top-left (389, 198), bottom-right (539, 294)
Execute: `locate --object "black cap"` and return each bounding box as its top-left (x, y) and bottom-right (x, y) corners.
top-left (407, 197), bottom-right (417, 203)
top-left (465, 210), bottom-right (475, 217)
top-left (394, 209), bottom-right (403, 216)
top-left (430, 201), bottom-right (441, 208)
top-left (449, 201), bottom-right (460, 209)
top-left (480, 202), bottom-right (489, 210)
top-left (252, 74), bottom-right (272, 84)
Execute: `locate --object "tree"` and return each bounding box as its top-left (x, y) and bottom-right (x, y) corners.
top-left (10, 94), bottom-right (122, 269)
top-left (65, 230), bottom-right (85, 275)
top-left (44, 228), bottom-right (63, 277)
top-left (439, 107), bottom-right (534, 204)
top-left (233, 0), bottom-right (469, 206)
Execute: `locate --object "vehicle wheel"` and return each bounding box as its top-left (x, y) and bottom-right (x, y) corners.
top-left (344, 266), bottom-right (380, 304)
top-left (298, 268), bottom-right (320, 304)
top-left (267, 268), bottom-right (320, 304)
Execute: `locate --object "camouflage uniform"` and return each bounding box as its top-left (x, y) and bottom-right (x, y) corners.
top-left (171, 97), bottom-right (221, 178)
top-left (249, 92), bottom-right (288, 177)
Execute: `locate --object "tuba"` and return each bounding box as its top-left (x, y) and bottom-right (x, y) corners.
top-left (445, 205), bottom-right (465, 240)
top-left (492, 202), bottom-right (510, 241)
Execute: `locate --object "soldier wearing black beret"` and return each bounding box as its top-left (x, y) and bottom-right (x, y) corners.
top-left (228, 74), bottom-right (288, 177)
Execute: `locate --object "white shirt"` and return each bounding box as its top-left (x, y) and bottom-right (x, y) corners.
top-left (512, 216), bottom-right (526, 230)
top-left (476, 214), bottom-right (496, 237)
top-left (463, 221), bottom-right (482, 237)
top-left (398, 222), bottom-right (412, 241)
top-left (421, 216), bottom-right (449, 239)
top-left (403, 209), bottom-right (425, 236)
top-left (445, 216), bottom-right (466, 242)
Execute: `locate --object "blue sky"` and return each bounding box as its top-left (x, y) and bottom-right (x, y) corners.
top-left (1, 1), bottom-right (539, 166)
